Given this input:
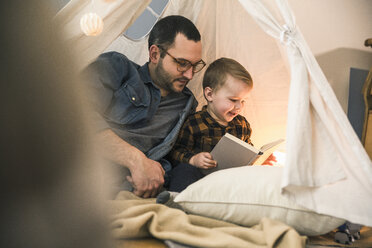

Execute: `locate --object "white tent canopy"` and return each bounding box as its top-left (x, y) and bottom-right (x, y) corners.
top-left (56, 0), bottom-right (372, 226)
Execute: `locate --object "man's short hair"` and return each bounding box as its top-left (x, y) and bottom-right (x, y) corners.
top-left (148, 15), bottom-right (201, 56)
top-left (203, 57), bottom-right (253, 90)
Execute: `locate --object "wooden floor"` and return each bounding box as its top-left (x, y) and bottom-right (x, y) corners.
top-left (308, 226), bottom-right (372, 248)
top-left (115, 238), bottom-right (166, 248)
top-left (114, 226), bottom-right (372, 248)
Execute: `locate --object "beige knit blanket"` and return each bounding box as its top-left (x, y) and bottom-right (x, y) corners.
top-left (108, 191), bottom-right (307, 248)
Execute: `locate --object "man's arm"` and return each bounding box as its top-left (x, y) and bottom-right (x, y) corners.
top-left (96, 129), bottom-right (165, 198)
top-left (83, 53), bottom-right (165, 198)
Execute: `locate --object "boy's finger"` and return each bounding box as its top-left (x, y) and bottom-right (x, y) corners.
top-left (209, 159), bottom-right (217, 165)
top-left (205, 152), bottom-right (213, 159)
top-left (205, 160), bottom-right (217, 167)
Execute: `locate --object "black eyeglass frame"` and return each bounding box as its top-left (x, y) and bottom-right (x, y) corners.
top-left (157, 45), bottom-right (206, 73)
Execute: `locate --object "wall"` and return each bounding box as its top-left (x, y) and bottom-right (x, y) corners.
top-left (288, 0), bottom-right (372, 112)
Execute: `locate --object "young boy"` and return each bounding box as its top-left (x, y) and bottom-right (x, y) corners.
top-left (167, 57), bottom-right (254, 192)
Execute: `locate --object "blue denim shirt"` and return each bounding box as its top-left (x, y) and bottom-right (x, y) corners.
top-left (83, 52), bottom-right (197, 163)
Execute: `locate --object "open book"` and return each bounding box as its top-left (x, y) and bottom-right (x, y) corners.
top-left (202, 133), bottom-right (284, 175)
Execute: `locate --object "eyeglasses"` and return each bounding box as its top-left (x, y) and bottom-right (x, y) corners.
top-left (158, 46), bottom-right (206, 73)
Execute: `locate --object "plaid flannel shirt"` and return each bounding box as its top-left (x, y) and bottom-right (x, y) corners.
top-left (169, 105), bottom-right (252, 164)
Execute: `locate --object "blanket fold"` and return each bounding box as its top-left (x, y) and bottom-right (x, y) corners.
top-left (108, 191), bottom-right (307, 248)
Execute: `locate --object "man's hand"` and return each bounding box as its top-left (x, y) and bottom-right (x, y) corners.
top-left (96, 129), bottom-right (164, 198)
top-left (189, 152), bottom-right (217, 169)
top-left (262, 153), bottom-right (277, 166)
top-left (127, 155), bottom-right (165, 198)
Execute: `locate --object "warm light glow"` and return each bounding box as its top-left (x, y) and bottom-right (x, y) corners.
top-left (80, 13), bottom-right (104, 36)
top-left (273, 151), bottom-right (286, 166)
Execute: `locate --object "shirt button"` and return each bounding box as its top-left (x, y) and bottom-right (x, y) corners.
top-left (131, 97), bottom-right (136, 101)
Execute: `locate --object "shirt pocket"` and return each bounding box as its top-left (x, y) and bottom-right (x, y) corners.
top-left (105, 79), bottom-right (151, 125)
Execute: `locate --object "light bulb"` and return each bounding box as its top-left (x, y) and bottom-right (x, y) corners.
top-left (80, 13), bottom-right (104, 36)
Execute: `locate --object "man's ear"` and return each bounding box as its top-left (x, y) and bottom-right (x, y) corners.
top-left (149, 45), bottom-right (161, 63)
top-left (204, 86), bottom-right (213, 102)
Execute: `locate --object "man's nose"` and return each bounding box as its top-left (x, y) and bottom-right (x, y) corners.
top-left (182, 67), bottom-right (194, 80)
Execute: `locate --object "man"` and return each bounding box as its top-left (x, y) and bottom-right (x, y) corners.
top-left (83, 15), bottom-right (205, 198)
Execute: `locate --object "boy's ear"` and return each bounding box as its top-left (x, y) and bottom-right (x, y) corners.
top-left (204, 86), bottom-right (213, 102)
top-left (149, 45), bottom-right (160, 63)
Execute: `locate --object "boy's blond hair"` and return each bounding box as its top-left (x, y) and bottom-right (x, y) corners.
top-left (203, 57), bottom-right (253, 91)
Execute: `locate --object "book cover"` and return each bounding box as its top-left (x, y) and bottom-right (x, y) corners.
top-left (202, 133), bottom-right (284, 175)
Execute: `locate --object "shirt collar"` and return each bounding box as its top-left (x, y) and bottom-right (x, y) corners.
top-left (201, 105), bottom-right (220, 127)
top-left (138, 62), bottom-right (154, 85)
top-left (200, 105), bottom-right (238, 128)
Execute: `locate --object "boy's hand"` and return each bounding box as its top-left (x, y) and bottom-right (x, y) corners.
top-left (189, 152), bottom-right (217, 169)
top-left (262, 153), bottom-right (277, 166)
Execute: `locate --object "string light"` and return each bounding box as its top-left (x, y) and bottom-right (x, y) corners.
top-left (79, 0), bottom-right (115, 36)
top-left (80, 12), bottom-right (103, 36)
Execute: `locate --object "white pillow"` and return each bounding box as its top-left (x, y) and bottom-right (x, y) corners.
top-left (174, 166), bottom-right (345, 236)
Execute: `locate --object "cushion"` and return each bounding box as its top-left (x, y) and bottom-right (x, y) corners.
top-left (174, 166), bottom-right (345, 236)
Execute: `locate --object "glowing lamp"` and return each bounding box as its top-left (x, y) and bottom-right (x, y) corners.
top-left (273, 151), bottom-right (286, 166)
top-left (80, 13), bottom-right (103, 36)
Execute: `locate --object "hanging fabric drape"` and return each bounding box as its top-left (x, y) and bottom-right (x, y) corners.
top-left (104, 0), bottom-right (204, 67)
top-left (54, 0), bottom-right (151, 69)
top-left (238, 0), bottom-right (372, 226)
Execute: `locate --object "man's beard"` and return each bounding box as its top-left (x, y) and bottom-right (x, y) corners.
top-left (154, 59), bottom-right (189, 94)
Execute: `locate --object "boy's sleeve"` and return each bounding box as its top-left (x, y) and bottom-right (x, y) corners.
top-left (169, 119), bottom-right (197, 165)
